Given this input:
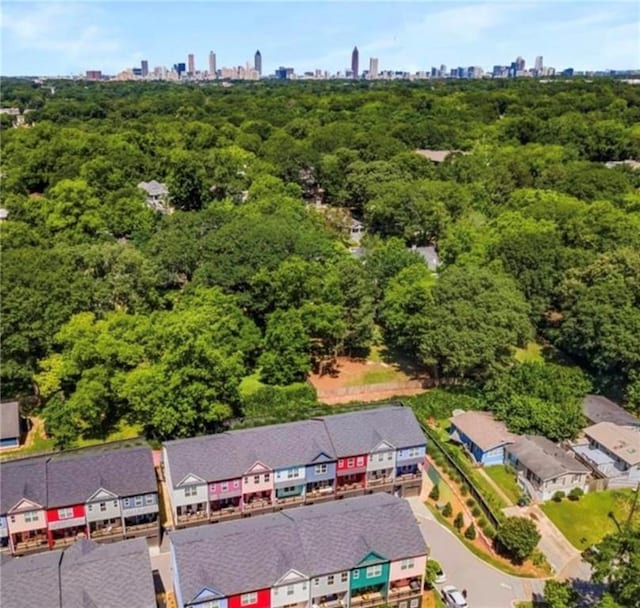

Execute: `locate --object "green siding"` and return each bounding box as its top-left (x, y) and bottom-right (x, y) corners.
top-left (349, 562), bottom-right (389, 591)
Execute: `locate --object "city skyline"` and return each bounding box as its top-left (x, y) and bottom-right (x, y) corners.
top-left (1, 1), bottom-right (638, 77)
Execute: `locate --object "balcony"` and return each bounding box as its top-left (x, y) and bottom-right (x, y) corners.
top-left (336, 480), bottom-right (366, 495)
top-left (367, 476), bottom-right (394, 488)
top-left (313, 595), bottom-right (347, 608)
top-left (388, 579), bottom-right (423, 603)
top-left (89, 524), bottom-right (124, 539)
top-left (350, 591), bottom-right (386, 608)
top-left (395, 472), bottom-right (421, 482)
top-left (209, 507), bottom-right (242, 522)
top-left (275, 494), bottom-right (305, 506)
top-left (176, 510), bottom-right (208, 524)
top-left (243, 497), bottom-right (273, 511)
top-left (12, 534), bottom-right (48, 555)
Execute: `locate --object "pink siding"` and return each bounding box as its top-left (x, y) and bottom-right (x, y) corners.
top-left (389, 555), bottom-right (427, 581)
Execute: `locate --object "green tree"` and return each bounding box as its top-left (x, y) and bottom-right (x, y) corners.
top-left (454, 512), bottom-right (464, 531)
top-left (543, 580), bottom-right (579, 608)
top-left (495, 516), bottom-right (541, 563)
top-left (167, 150), bottom-right (207, 211)
top-left (464, 523), bottom-right (476, 540)
top-left (442, 502), bottom-right (453, 517)
top-left (428, 484), bottom-right (440, 501)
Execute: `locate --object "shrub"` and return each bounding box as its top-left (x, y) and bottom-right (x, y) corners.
top-left (568, 487), bottom-right (584, 501)
top-left (425, 559), bottom-right (442, 588)
top-left (454, 512), bottom-right (464, 530)
top-left (464, 523), bottom-right (477, 540)
top-left (531, 548), bottom-right (547, 567)
top-left (495, 517), bottom-right (541, 563)
top-left (429, 484), bottom-right (440, 501)
top-left (466, 498), bottom-right (475, 508)
top-left (484, 526), bottom-right (497, 540)
top-left (477, 516), bottom-right (487, 528)
top-left (442, 502), bottom-right (453, 517)
top-left (471, 506), bottom-right (481, 517)
top-left (460, 484), bottom-right (469, 496)
top-left (552, 491), bottom-right (565, 503)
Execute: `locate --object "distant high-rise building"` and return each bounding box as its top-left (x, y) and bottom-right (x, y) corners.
top-left (534, 55), bottom-right (543, 73)
top-left (85, 70), bottom-right (102, 80)
top-left (209, 51), bottom-right (217, 77)
top-left (351, 46), bottom-right (359, 79)
top-left (515, 56), bottom-right (525, 71)
top-left (173, 62), bottom-right (186, 77)
top-left (254, 50), bottom-right (262, 76)
top-left (369, 57), bottom-right (379, 79)
top-left (141, 60), bottom-right (149, 77)
top-left (188, 53), bottom-right (195, 75)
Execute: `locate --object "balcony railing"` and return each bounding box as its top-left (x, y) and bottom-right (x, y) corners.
top-left (90, 525), bottom-right (124, 539)
top-left (350, 592), bottom-right (386, 608)
top-left (336, 481), bottom-right (365, 493)
top-left (125, 520), bottom-right (158, 533)
top-left (395, 472), bottom-right (421, 482)
top-left (306, 486), bottom-right (335, 498)
top-left (13, 536), bottom-right (48, 554)
top-left (275, 494), bottom-right (305, 505)
top-left (367, 477), bottom-right (394, 487)
top-left (243, 498), bottom-right (272, 511)
top-left (177, 511), bottom-right (208, 524)
top-left (314, 597), bottom-right (346, 608)
top-left (388, 584), bottom-right (422, 601)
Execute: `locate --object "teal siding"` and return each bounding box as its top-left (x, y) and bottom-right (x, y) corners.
top-left (349, 562), bottom-right (389, 592)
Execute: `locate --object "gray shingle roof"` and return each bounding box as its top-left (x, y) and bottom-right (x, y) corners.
top-left (46, 446), bottom-right (157, 507)
top-left (137, 180), bottom-right (168, 197)
top-left (583, 395), bottom-right (639, 427)
top-left (170, 493), bottom-right (427, 603)
top-left (584, 422), bottom-right (640, 466)
top-left (507, 436), bottom-right (589, 480)
top-left (317, 406), bottom-right (424, 457)
top-left (450, 411), bottom-right (515, 452)
top-left (0, 549), bottom-right (62, 608)
top-left (0, 456), bottom-right (48, 513)
top-left (164, 406), bottom-right (425, 486)
top-left (0, 400), bottom-right (20, 441)
top-left (61, 538), bottom-right (156, 608)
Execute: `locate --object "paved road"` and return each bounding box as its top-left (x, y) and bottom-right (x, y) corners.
top-left (407, 498), bottom-right (545, 608)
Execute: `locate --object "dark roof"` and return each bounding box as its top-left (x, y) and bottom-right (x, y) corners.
top-left (0, 456), bottom-right (48, 512)
top-left (317, 406), bottom-right (424, 457)
top-left (0, 539), bottom-right (155, 608)
top-left (0, 400), bottom-right (20, 440)
top-left (507, 436), bottom-right (589, 480)
top-left (0, 549), bottom-right (62, 608)
top-left (164, 406), bottom-right (425, 486)
top-left (170, 493), bottom-right (427, 603)
top-left (450, 411), bottom-right (515, 452)
top-left (46, 446), bottom-right (157, 507)
top-left (582, 395), bottom-right (639, 427)
top-left (61, 538), bottom-right (156, 608)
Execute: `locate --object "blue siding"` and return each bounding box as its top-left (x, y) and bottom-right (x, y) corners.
top-left (305, 461), bottom-right (336, 482)
top-left (396, 445), bottom-right (426, 463)
top-left (456, 429), bottom-right (506, 466)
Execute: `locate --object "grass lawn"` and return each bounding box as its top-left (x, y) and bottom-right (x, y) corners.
top-left (514, 342), bottom-right (543, 363)
top-left (76, 421), bottom-right (143, 448)
top-left (541, 489), bottom-right (636, 549)
top-left (346, 367), bottom-right (401, 386)
top-left (485, 465), bottom-right (522, 504)
top-left (467, 467), bottom-right (508, 510)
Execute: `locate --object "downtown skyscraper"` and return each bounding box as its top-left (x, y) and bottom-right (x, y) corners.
top-left (209, 51), bottom-right (217, 77)
top-left (255, 50), bottom-right (262, 77)
top-left (351, 46), bottom-right (359, 79)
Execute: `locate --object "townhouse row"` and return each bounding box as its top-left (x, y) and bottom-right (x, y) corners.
top-left (0, 446), bottom-right (159, 555)
top-left (170, 493), bottom-right (429, 608)
top-left (162, 406), bottom-right (427, 526)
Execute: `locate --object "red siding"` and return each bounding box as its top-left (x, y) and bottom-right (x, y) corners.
top-left (228, 588), bottom-right (270, 608)
top-left (336, 454), bottom-right (368, 471)
top-left (46, 504), bottom-right (85, 523)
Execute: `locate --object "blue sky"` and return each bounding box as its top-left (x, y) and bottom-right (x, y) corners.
top-left (1, 1), bottom-right (638, 76)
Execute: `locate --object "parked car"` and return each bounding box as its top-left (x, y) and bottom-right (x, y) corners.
top-left (434, 566), bottom-right (447, 584)
top-left (441, 585), bottom-right (468, 608)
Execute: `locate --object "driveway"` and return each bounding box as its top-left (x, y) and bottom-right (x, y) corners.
top-left (407, 498), bottom-right (545, 608)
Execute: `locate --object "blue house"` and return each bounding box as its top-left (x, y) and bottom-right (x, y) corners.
top-left (449, 411), bottom-right (514, 466)
top-left (0, 401), bottom-right (21, 450)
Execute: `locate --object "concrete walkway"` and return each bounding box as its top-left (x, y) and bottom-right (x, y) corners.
top-left (408, 498), bottom-right (545, 607)
top-left (502, 505), bottom-right (591, 582)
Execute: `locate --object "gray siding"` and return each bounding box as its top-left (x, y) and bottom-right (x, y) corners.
top-left (311, 571), bottom-right (350, 597)
top-left (86, 499), bottom-right (121, 522)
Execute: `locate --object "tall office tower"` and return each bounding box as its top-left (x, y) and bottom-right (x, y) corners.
top-left (440, 64), bottom-right (447, 77)
top-left (351, 46), bottom-right (359, 79)
top-left (254, 50), bottom-right (262, 76)
top-left (141, 60), bottom-right (149, 77)
top-left (534, 55), bottom-right (543, 73)
top-left (369, 57), bottom-right (379, 79)
top-left (209, 51), bottom-right (217, 77)
top-left (516, 55), bottom-right (525, 71)
top-left (188, 53), bottom-right (195, 75)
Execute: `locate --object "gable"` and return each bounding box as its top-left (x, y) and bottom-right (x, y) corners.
top-left (245, 461), bottom-right (270, 474)
top-left (309, 451), bottom-right (332, 464)
top-left (192, 587), bottom-right (225, 602)
top-left (357, 551), bottom-right (387, 566)
top-left (8, 498), bottom-right (42, 513)
top-left (371, 440), bottom-right (395, 453)
top-left (274, 568), bottom-right (307, 585)
top-left (86, 488), bottom-right (118, 503)
top-left (177, 473), bottom-right (206, 487)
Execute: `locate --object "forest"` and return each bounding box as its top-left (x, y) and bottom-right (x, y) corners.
top-left (1, 77), bottom-right (639, 448)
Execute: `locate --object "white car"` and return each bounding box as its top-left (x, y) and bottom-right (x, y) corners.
top-left (434, 566), bottom-right (447, 584)
top-left (441, 585), bottom-right (468, 608)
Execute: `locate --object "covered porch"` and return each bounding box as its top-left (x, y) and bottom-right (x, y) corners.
top-left (209, 496), bottom-right (242, 519)
top-left (336, 473), bottom-right (366, 493)
top-left (89, 518), bottom-right (124, 540)
top-left (11, 529), bottom-right (49, 555)
top-left (243, 490), bottom-right (272, 511)
top-left (176, 502), bottom-right (207, 524)
top-left (312, 591), bottom-right (348, 608)
top-left (387, 577), bottom-right (423, 602)
top-left (49, 525), bottom-right (88, 549)
top-left (367, 469), bottom-right (394, 488)
top-left (350, 585), bottom-right (387, 608)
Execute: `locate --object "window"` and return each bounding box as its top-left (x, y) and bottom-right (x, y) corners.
top-left (400, 559), bottom-right (414, 570)
top-left (254, 475), bottom-right (260, 484)
top-left (113, 500), bottom-right (118, 508)
top-left (200, 602), bottom-right (220, 608)
top-left (184, 487), bottom-right (197, 498)
top-left (406, 447), bottom-right (421, 458)
top-left (221, 482), bottom-right (228, 492)
top-left (315, 464), bottom-right (328, 474)
top-left (58, 508), bottom-right (73, 519)
top-left (24, 511), bottom-right (39, 523)
top-left (387, 452), bottom-right (393, 461)
top-left (134, 495), bottom-right (144, 507)
top-left (244, 477), bottom-right (249, 484)
top-left (287, 585), bottom-right (294, 596)
top-left (366, 565), bottom-right (382, 578)
top-left (340, 572), bottom-right (348, 583)
top-left (327, 575), bottom-right (334, 585)
top-left (347, 458), bottom-right (355, 467)
top-left (287, 469), bottom-right (296, 479)
top-left (314, 578), bottom-right (320, 586)
top-left (356, 456), bottom-right (364, 466)
top-left (145, 494), bottom-right (155, 505)
top-left (233, 480), bottom-right (240, 488)
top-left (99, 502), bottom-right (107, 512)
top-left (241, 593), bottom-right (257, 606)
top-left (352, 571), bottom-right (359, 579)
top-left (123, 498), bottom-right (131, 508)
top-left (338, 459), bottom-right (344, 467)
top-left (87, 504), bottom-right (93, 512)
top-left (264, 473), bottom-right (270, 482)
top-left (410, 599), bottom-right (420, 608)
top-left (10, 515), bottom-right (16, 523)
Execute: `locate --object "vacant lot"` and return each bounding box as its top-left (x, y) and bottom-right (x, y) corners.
top-left (541, 489), bottom-right (636, 549)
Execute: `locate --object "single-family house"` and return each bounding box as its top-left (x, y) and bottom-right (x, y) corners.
top-left (573, 422), bottom-right (640, 489)
top-left (582, 395), bottom-right (640, 427)
top-left (411, 246), bottom-right (440, 272)
top-left (138, 180), bottom-right (172, 213)
top-left (0, 537), bottom-right (156, 608)
top-left (449, 411), bottom-right (515, 466)
top-left (163, 406), bottom-right (426, 527)
top-left (506, 436), bottom-right (590, 502)
top-left (350, 218), bottom-right (365, 242)
top-left (0, 400), bottom-right (21, 449)
top-left (170, 493), bottom-right (428, 608)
